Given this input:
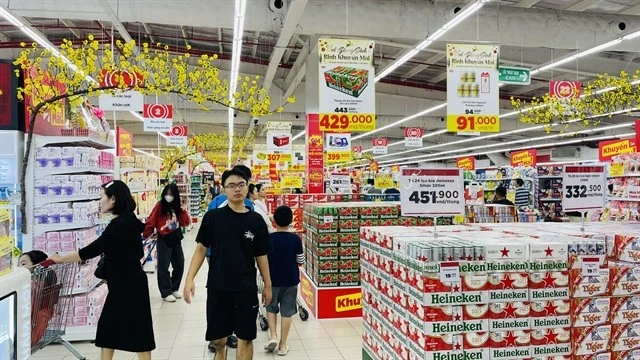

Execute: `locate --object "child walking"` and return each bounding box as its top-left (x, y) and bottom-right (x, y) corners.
top-left (264, 206), bottom-right (305, 356)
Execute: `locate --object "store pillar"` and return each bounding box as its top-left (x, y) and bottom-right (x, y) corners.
top-left (305, 36), bottom-right (324, 193)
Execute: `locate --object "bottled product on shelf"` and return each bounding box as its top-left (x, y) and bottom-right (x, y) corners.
top-left (536, 165), bottom-right (564, 219)
top-left (189, 174), bottom-right (204, 220)
top-left (474, 166), bottom-right (537, 207)
top-left (360, 222), bottom-right (640, 360)
top-left (606, 153), bottom-right (640, 221)
top-left (116, 155), bottom-right (161, 219)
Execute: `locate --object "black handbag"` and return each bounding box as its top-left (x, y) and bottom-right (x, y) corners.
top-left (94, 254), bottom-right (107, 279)
top-left (160, 228), bottom-right (184, 246)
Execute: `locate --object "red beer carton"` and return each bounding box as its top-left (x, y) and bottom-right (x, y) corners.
top-left (407, 330), bottom-right (490, 360)
top-left (570, 268), bottom-right (610, 298)
top-left (609, 296), bottom-right (640, 324)
top-left (489, 330), bottom-right (532, 359)
top-left (414, 272), bottom-right (489, 306)
top-left (487, 271), bottom-right (529, 303)
top-left (610, 322), bottom-right (640, 352)
top-left (571, 325), bottom-right (611, 356)
top-left (411, 304), bottom-right (490, 334)
top-left (489, 302), bottom-right (531, 331)
top-left (531, 327), bottom-right (572, 358)
top-left (529, 271), bottom-right (570, 301)
top-left (611, 349), bottom-right (640, 360)
top-left (572, 353), bottom-right (612, 360)
top-left (609, 263), bottom-right (640, 297)
top-left (571, 298), bottom-right (611, 328)
top-left (608, 234), bottom-right (640, 262)
top-left (530, 300), bottom-right (571, 329)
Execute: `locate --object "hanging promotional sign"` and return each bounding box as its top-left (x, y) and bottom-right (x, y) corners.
top-left (329, 173), bottom-right (351, 189)
top-left (598, 138), bottom-right (636, 162)
top-left (635, 120), bottom-right (640, 149)
top-left (374, 174), bottom-right (393, 189)
top-left (266, 121), bottom-right (293, 153)
top-left (562, 165), bottom-right (607, 212)
top-left (370, 161), bottom-right (379, 172)
top-left (352, 145), bottom-right (362, 154)
top-left (165, 125), bottom-right (188, 147)
top-left (400, 168), bottom-right (465, 216)
top-left (98, 69), bottom-right (144, 88)
top-left (404, 127), bottom-right (423, 148)
top-left (281, 176), bottom-right (303, 189)
top-left (306, 114), bottom-right (324, 193)
top-left (325, 132), bottom-right (352, 164)
top-left (510, 149), bottom-right (537, 167)
top-left (456, 156), bottom-right (476, 170)
top-left (549, 80), bottom-right (581, 99)
top-left (292, 144), bottom-right (306, 165)
top-left (372, 137), bottom-right (388, 155)
top-left (116, 126), bottom-right (133, 156)
top-left (446, 43), bottom-right (500, 133)
top-left (318, 38), bottom-right (376, 132)
top-left (143, 103), bottom-right (173, 131)
top-left (99, 91), bottom-right (144, 112)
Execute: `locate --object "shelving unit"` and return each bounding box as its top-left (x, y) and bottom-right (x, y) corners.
top-left (175, 173), bottom-right (192, 230)
top-left (607, 158), bottom-right (640, 221)
top-left (189, 174), bottom-right (204, 222)
top-left (473, 166), bottom-right (537, 207)
top-left (536, 166), bottom-right (564, 219)
top-left (25, 132), bottom-right (114, 342)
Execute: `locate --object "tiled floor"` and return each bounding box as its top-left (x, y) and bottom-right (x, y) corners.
top-left (31, 226), bottom-right (363, 360)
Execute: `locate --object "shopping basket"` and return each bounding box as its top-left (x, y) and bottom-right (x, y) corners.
top-left (256, 273), bottom-right (309, 331)
top-left (30, 260), bottom-right (86, 360)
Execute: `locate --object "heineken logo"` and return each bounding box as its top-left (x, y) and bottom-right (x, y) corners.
top-left (487, 262), bottom-right (528, 271)
top-left (432, 321), bottom-right (485, 333)
top-left (531, 289), bottom-right (569, 300)
top-left (533, 345), bottom-right (571, 355)
top-left (431, 293), bottom-right (483, 305)
top-left (408, 286), bottom-right (423, 301)
top-left (492, 348), bottom-right (530, 358)
top-left (433, 351), bottom-right (485, 360)
top-left (533, 317), bottom-right (570, 327)
top-left (529, 261), bottom-right (568, 271)
top-left (490, 291), bottom-right (527, 300)
top-left (460, 263), bottom-right (486, 273)
top-left (490, 319), bottom-right (530, 330)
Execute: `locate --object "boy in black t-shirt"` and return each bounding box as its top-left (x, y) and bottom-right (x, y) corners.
top-left (184, 168), bottom-right (272, 360)
top-left (263, 206), bottom-right (305, 356)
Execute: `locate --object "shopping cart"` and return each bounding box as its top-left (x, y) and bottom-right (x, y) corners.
top-left (256, 273), bottom-right (309, 331)
top-left (30, 260), bottom-right (86, 360)
top-left (141, 235), bottom-right (158, 268)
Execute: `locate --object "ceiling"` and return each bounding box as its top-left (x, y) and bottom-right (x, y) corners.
top-left (1, 0), bottom-right (639, 166)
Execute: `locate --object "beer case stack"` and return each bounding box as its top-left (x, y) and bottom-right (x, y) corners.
top-left (360, 223), bottom-right (640, 360)
top-left (280, 193), bottom-right (361, 232)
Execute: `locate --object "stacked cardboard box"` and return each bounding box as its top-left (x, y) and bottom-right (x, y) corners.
top-left (361, 224), bottom-right (640, 360)
top-left (280, 193), bottom-right (361, 232)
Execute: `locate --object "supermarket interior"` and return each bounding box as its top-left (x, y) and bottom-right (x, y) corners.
top-left (1, 0), bottom-right (640, 360)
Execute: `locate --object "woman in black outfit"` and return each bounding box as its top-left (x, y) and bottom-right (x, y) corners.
top-left (49, 180), bottom-right (155, 360)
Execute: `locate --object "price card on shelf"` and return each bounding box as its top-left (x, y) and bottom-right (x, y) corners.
top-left (323, 215), bottom-right (334, 224)
top-left (400, 168), bottom-right (465, 216)
top-left (562, 165), bottom-right (607, 212)
top-left (329, 173), bottom-right (351, 189)
top-left (319, 114), bottom-right (376, 132)
top-left (266, 153), bottom-right (293, 162)
top-left (281, 176), bottom-right (303, 189)
top-left (581, 257), bottom-right (601, 276)
top-left (447, 115), bottom-right (500, 133)
top-left (439, 261), bottom-right (460, 283)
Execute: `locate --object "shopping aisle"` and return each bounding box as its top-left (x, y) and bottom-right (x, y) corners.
top-left (31, 226), bottom-right (363, 360)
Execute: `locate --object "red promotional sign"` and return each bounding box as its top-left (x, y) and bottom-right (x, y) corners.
top-left (510, 149), bottom-right (537, 167)
top-left (599, 138), bottom-right (636, 162)
top-left (404, 127), bottom-right (423, 138)
top-left (300, 269), bottom-right (361, 319)
top-left (370, 161), bottom-right (379, 172)
top-left (635, 120), bottom-right (640, 151)
top-left (166, 125), bottom-right (188, 137)
top-left (549, 80), bottom-right (581, 99)
top-left (99, 69), bottom-right (144, 88)
top-left (372, 137), bottom-right (388, 147)
top-left (143, 104), bottom-right (173, 119)
top-left (306, 114), bottom-right (324, 193)
top-left (456, 156), bottom-right (476, 170)
top-left (352, 145), bottom-right (362, 154)
top-left (116, 126), bottom-right (133, 156)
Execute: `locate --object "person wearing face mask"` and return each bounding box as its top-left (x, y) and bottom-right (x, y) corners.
top-left (48, 180), bottom-right (155, 360)
top-left (144, 183), bottom-right (191, 302)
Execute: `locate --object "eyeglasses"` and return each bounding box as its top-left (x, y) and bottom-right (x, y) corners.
top-left (225, 182), bottom-right (247, 190)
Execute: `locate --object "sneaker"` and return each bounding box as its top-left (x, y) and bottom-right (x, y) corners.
top-left (163, 295), bottom-right (177, 302)
top-left (172, 291), bottom-right (182, 299)
top-left (264, 339), bottom-right (278, 352)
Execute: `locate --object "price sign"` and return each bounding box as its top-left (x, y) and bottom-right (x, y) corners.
top-left (447, 115), bottom-right (500, 133)
top-left (581, 257), bottom-right (601, 276)
top-left (400, 168), bottom-right (465, 216)
top-left (266, 153), bottom-right (293, 162)
top-left (323, 215), bottom-right (334, 224)
top-left (281, 176), bottom-right (303, 189)
top-left (319, 113), bottom-right (376, 132)
top-left (562, 165), bottom-right (607, 212)
top-left (325, 151), bottom-right (352, 164)
top-left (609, 163), bottom-right (624, 177)
top-left (329, 173), bottom-right (351, 189)
top-left (439, 261), bottom-right (460, 283)
top-left (374, 174), bottom-right (393, 189)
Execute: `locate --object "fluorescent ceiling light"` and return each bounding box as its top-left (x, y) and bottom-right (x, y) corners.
top-left (227, 0), bottom-right (248, 167)
top-left (133, 148), bottom-right (162, 160)
top-left (374, 0), bottom-right (488, 82)
top-left (352, 103), bottom-right (447, 140)
top-left (292, 131), bottom-right (305, 141)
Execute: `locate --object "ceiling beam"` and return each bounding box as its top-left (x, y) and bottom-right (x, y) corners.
top-left (180, 26), bottom-right (189, 48)
top-left (217, 28), bottom-right (223, 53)
top-left (620, 4), bottom-right (640, 15)
top-left (283, 43), bottom-right (311, 99)
top-left (430, 72), bottom-right (447, 84)
top-left (60, 19), bottom-right (82, 39)
top-left (262, 0), bottom-right (308, 92)
top-left (252, 31), bottom-right (260, 57)
top-left (565, 0), bottom-right (602, 12)
top-left (402, 53), bottom-right (445, 79)
top-left (0, 31), bottom-right (9, 42)
top-left (141, 23), bottom-right (156, 43)
top-left (514, 0), bottom-right (540, 8)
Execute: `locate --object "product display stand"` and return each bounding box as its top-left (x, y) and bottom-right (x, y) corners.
top-left (474, 166), bottom-right (537, 207)
top-left (25, 132), bottom-right (114, 342)
top-left (607, 154), bottom-right (640, 221)
top-left (189, 174), bottom-right (203, 222)
top-left (175, 173), bottom-right (192, 231)
top-left (536, 165), bottom-right (564, 219)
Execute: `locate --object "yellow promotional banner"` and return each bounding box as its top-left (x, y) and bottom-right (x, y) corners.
top-left (374, 174), bottom-right (393, 189)
top-left (266, 153), bottom-right (293, 162)
top-left (281, 176), bottom-right (303, 189)
top-left (325, 151), bottom-right (352, 164)
top-left (289, 164), bottom-right (306, 172)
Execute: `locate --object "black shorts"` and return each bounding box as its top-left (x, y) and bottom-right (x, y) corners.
top-left (206, 290), bottom-right (258, 341)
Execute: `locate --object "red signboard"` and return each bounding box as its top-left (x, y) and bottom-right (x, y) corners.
top-left (599, 138), bottom-right (636, 162)
top-left (166, 125), bottom-right (188, 137)
top-left (549, 80), bottom-right (581, 99)
top-left (370, 161), bottom-right (378, 172)
top-left (456, 156), bottom-right (476, 170)
top-left (116, 126), bottom-right (133, 156)
top-left (299, 270), bottom-right (361, 319)
top-left (99, 69), bottom-right (144, 88)
top-left (24, 67), bottom-right (67, 135)
top-left (352, 145), bottom-right (362, 154)
top-left (510, 149), bottom-right (537, 167)
top-left (306, 114), bottom-right (324, 193)
top-left (0, 63), bottom-right (12, 127)
top-left (143, 104), bottom-right (173, 120)
top-left (404, 127), bottom-right (423, 138)
top-left (635, 120), bottom-right (640, 152)
top-left (372, 137), bottom-right (388, 147)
